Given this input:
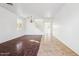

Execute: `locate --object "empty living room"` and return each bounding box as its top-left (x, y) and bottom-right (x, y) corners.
top-left (0, 1), bottom-right (79, 59)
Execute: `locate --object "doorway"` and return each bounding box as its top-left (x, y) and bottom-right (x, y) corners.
top-left (44, 22), bottom-right (52, 41)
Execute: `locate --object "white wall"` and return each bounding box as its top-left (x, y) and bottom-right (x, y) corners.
top-left (0, 6), bottom-right (43, 44)
top-left (0, 7), bottom-right (24, 43)
top-left (53, 3), bottom-right (79, 54)
top-left (25, 21), bottom-right (44, 35)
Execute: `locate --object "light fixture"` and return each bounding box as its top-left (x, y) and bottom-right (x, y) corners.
top-left (30, 16), bottom-right (33, 23)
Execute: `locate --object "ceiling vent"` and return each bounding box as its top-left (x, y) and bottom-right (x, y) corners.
top-left (0, 3), bottom-right (16, 14)
top-left (6, 3), bottom-right (14, 6)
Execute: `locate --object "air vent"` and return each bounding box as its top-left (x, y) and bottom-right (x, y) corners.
top-left (6, 3), bottom-right (13, 6)
top-left (0, 3), bottom-right (16, 14)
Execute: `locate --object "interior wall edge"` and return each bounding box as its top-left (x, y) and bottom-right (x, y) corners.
top-left (53, 35), bottom-right (79, 55)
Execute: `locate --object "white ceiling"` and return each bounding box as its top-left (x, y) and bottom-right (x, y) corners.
top-left (16, 3), bottom-right (65, 19)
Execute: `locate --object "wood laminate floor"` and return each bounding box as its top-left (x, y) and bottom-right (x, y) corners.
top-left (37, 36), bottom-right (78, 56)
top-left (0, 35), bottom-right (42, 56)
top-left (0, 35), bottom-right (78, 56)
